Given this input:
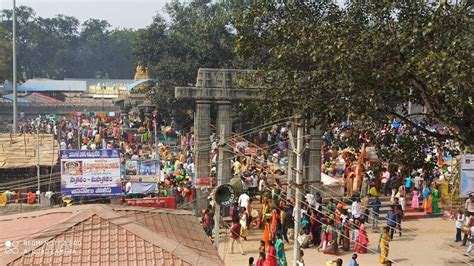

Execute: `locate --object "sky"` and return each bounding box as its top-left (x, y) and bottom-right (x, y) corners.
top-left (0, 0), bottom-right (170, 29)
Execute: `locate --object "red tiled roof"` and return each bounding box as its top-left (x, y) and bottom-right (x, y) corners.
top-left (114, 210), bottom-right (223, 265)
top-left (0, 205), bottom-right (223, 266)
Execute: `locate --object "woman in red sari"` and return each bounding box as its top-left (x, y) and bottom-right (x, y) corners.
top-left (264, 240), bottom-right (277, 266)
top-left (354, 223), bottom-right (369, 254)
top-left (270, 208), bottom-right (280, 239)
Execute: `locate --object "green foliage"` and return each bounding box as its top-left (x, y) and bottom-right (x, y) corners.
top-left (0, 6), bottom-right (137, 80)
top-left (0, 24), bottom-right (12, 82)
top-left (133, 0), bottom-right (248, 128)
top-left (234, 0), bottom-right (474, 146)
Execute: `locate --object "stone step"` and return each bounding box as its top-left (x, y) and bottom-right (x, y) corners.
top-left (403, 212), bottom-right (443, 220)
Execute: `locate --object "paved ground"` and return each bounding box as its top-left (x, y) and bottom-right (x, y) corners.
top-left (219, 218), bottom-right (474, 266)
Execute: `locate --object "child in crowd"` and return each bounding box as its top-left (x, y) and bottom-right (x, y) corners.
top-left (411, 189), bottom-right (419, 209)
top-left (456, 209), bottom-right (465, 242)
top-left (248, 257), bottom-right (255, 266)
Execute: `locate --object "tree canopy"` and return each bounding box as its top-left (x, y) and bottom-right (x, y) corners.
top-left (234, 0), bottom-right (474, 146)
top-left (133, 0), bottom-right (246, 128)
top-left (0, 6), bottom-right (137, 81)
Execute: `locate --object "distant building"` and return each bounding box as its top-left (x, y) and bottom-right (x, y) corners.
top-left (14, 79), bottom-right (87, 101)
top-left (65, 78), bottom-right (135, 99)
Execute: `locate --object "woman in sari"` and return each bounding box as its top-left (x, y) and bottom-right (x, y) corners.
top-left (271, 208), bottom-right (281, 239)
top-left (240, 207), bottom-right (249, 241)
top-left (323, 221), bottom-right (339, 255)
top-left (422, 185), bottom-right (432, 214)
top-left (310, 209), bottom-right (321, 247)
top-left (262, 199), bottom-right (272, 247)
top-left (319, 219), bottom-right (328, 251)
top-left (411, 189), bottom-right (419, 209)
top-left (263, 219), bottom-right (272, 247)
top-left (264, 241), bottom-right (277, 266)
top-left (262, 198), bottom-right (272, 220)
top-left (354, 223), bottom-right (369, 254)
top-left (432, 186), bottom-right (440, 213)
top-left (341, 221), bottom-right (351, 251)
top-left (379, 227), bottom-right (390, 264)
top-left (275, 235), bottom-right (287, 266)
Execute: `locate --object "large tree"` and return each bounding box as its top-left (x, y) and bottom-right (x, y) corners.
top-left (0, 6), bottom-right (137, 80)
top-left (0, 24), bottom-right (12, 83)
top-left (133, 0), bottom-right (238, 128)
top-left (234, 0), bottom-right (474, 146)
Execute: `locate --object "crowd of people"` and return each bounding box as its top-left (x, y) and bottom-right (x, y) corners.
top-left (200, 119), bottom-right (463, 265)
top-left (6, 111), bottom-right (200, 207)
top-left (220, 181), bottom-right (400, 265)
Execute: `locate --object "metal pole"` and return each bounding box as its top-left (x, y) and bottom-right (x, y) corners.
top-left (293, 121), bottom-right (303, 265)
top-left (287, 120), bottom-right (296, 199)
top-left (77, 116), bottom-right (81, 149)
top-left (37, 126), bottom-right (41, 204)
top-left (213, 126), bottom-right (226, 251)
top-left (192, 111), bottom-right (199, 216)
top-left (12, 0), bottom-right (18, 133)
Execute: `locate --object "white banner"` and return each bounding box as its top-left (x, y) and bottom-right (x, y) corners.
top-left (460, 154), bottom-right (474, 197)
top-left (60, 149), bottom-right (122, 196)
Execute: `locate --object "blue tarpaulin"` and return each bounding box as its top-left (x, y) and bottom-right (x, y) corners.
top-left (3, 94), bottom-right (30, 103)
top-left (18, 79), bottom-right (87, 92)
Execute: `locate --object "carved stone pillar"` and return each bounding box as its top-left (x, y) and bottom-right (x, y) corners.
top-left (194, 100), bottom-right (211, 214)
top-left (216, 101), bottom-right (232, 186)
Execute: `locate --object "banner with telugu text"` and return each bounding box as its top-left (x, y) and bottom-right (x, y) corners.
top-left (60, 149), bottom-right (122, 196)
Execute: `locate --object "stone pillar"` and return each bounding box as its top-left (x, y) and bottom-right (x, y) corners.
top-left (216, 101), bottom-right (232, 186)
top-left (194, 100), bottom-right (211, 215)
top-left (308, 124), bottom-right (322, 195)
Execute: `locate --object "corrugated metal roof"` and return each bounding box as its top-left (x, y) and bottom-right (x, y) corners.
top-left (18, 79), bottom-right (87, 92)
top-left (2, 95), bottom-right (31, 103)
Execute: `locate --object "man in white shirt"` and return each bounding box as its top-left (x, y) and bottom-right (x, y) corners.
top-left (456, 211), bottom-right (466, 242)
top-left (125, 181), bottom-right (132, 194)
top-left (249, 174), bottom-right (258, 198)
top-left (351, 198), bottom-right (362, 219)
top-left (465, 195), bottom-right (474, 216)
top-left (238, 192), bottom-right (250, 209)
top-left (305, 192), bottom-right (316, 209)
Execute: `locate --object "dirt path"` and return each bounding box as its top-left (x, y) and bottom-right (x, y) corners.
top-left (219, 218), bottom-right (473, 266)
